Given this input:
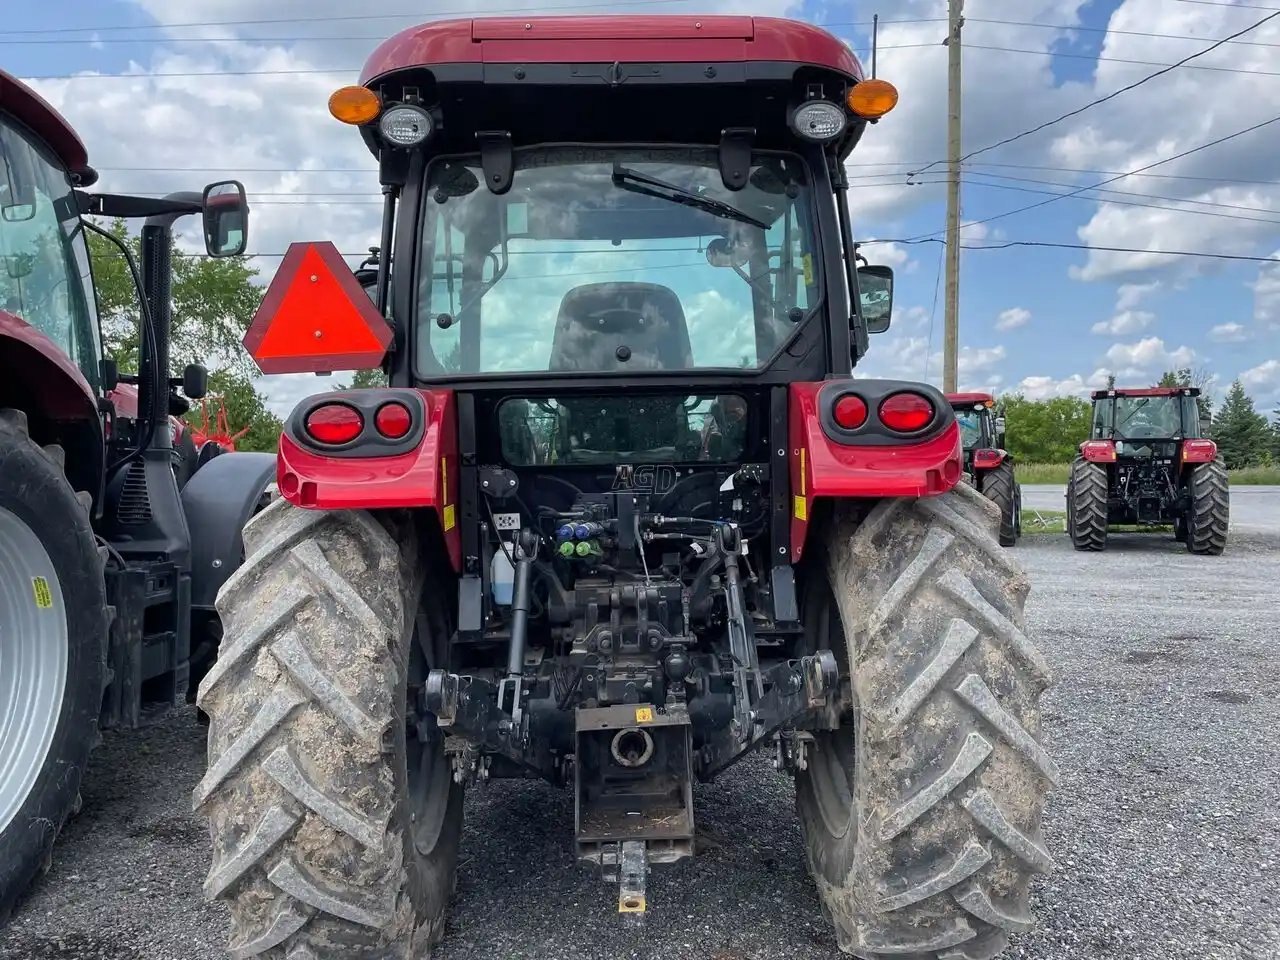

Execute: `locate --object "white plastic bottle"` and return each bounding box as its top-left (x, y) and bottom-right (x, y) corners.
top-left (491, 545), bottom-right (515, 605)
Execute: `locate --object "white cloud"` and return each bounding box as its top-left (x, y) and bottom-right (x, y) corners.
top-left (995, 307), bottom-right (1031, 332)
top-left (1252, 254), bottom-right (1280, 333)
top-left (1103, 336), bottom-right (1195, 372)
top-left (1014, 368), bottom-right (1112, 401)
top-left (1116, 282), bottom-right (1160, 310)
top-left (1241, 359), bottom-right (1280, 393)
top-left (1208, 322), bottom-right (1250, 344)
top-left (1090, 310), bottom-right (1154, 336)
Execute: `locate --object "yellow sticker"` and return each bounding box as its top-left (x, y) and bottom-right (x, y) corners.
top-left (634, 707), bottom-right (654, 723)
top-left (619, 894), bottom-right (646, 914)
top-left (32, 576), bottom-right (53, 609)
top-left (793, 495), bottom-right (808, 522)
top-left (442, 504), bottom-right (456, 532)
top-left (802, 254), bottom-right (814, 286)
top-left (440, 456), bottom-right (448, 497)
top-left (798, 448), bottom-right (806, 497)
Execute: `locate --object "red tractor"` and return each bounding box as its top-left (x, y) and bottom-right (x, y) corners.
top-left (948, 392), bottom-right (1020, 546)
top-left (197, 18), bottom-right (1056, 960)
top-left (1068, 386), bottom-right (1228, 553)
top-left (0, 70), bottom-right (275, 917)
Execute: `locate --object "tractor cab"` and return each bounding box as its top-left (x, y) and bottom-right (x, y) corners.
top-left (1069, 387), bottom-right (1227, 553)
top-left (946, 391), bottom-right (1004, 458)
top-left (945, 392), bottom-right (1019, 545)
top-left (217, 17), bottom-right (1053, 960)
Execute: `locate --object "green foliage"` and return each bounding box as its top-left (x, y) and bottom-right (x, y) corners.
top-left (89, 219), bottom-right (280, 449)
top-left (184, 369), bottom-right (283, 453)
top-left (1000, 394), bottom-right (1092, 463)
top-left (1211, 379), bottom-right (1272, 469)
top-left (333, 367), bottom-right (388, 390)
top-left (1156, 367), bottom-right (1213, 422)
top-left (88, 218), bottom-right (263, 376)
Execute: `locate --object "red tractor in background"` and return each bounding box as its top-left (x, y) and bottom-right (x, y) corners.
top-left (0, 70), bottom-right (275, 918)
top-left (1068, 386), bottom-right (1228, 553)
top-left (947, 392), bottom-right (1020, 546)
top-left (197, 17), bottom-right (1057, 960)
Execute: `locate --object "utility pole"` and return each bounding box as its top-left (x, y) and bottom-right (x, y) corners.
top-left (942, 0), bottom-right (964, 392)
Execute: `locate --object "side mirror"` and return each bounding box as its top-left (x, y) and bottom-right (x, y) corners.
top-left (99, 357), bottom-right (119, 392)
top-left (1, 137), bottom-right (37, 222)
top-left (183, 363), bottom-right (208, 400)
top-left (994, 416), bottom-right (1006, 433)
top-left (856, 264), bottom-right (894, 334)
top-left (202, 180), bottom-right (249, 257)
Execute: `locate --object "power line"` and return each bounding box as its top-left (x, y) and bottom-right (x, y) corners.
top-left (963, 170), bottom-right (1280, 213)
top-left (0, 0), bottom-right (708, 36)
top-left (1171, 0), bottom-right (1280, 9)
top-left (967, 15), bottom-right (1280, 49)
top-left (959, 174), bottom-right (1280, 225)
top-left (913, 8), bottom-right (1280, 174)
top-left (907, 114), bottom-right (1280, 239)
top-left (27, 33), bottom-right (1280, 82)
top-left (962, 41), bottom-right (1280, 77)
top-left (861, 236), bottom-right (1280, 263)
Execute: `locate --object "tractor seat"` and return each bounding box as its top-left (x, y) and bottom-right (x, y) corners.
top-left (547, 282), bottom-right (693, 372)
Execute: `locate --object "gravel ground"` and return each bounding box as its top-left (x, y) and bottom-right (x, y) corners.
top-left (3, 494), bottom-right (1278, 960)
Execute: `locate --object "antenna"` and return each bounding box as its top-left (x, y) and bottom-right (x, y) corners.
top-left (871, 14), bottom-right (879, 78)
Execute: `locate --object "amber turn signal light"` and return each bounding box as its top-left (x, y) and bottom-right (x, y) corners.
top-left (847, 78), bottom-right (899, 119)
top-left (328, 86), bottom-right (381, 125)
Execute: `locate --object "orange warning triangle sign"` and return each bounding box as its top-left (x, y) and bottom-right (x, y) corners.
top-left (243, 241), bottom-right (392, 375)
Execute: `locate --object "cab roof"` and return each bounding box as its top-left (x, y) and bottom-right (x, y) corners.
top-left (946, 392), bottom-right (995, 407)
top-left (0, 69), bottom-right (90, 180)
top-left (1090, 387), bottom-right (1199, 399)
top-left (361, 15), bottom-right (864, 85)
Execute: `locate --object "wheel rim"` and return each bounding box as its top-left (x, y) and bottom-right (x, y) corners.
top-left (406, 613), bottom-right (449, 858)
top-left (806, 589), bottom-right (855, 839)
top-left (0, 506), bottom-right (69, 835)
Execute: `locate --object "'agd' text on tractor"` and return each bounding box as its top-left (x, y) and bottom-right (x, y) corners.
top-left (197, 17), bottom-right (1058, 960)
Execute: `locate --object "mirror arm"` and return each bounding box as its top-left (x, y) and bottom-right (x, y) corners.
top-left (831, 163), bottom-right (868, 362)
top-left (375, 185), bottom-right (398, 319)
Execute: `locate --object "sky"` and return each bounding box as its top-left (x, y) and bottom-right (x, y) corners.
top-left (8, 0), bottom-right (1280, 416)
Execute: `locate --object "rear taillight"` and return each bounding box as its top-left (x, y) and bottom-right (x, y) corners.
top-left (833, 395), bottom-right (868, 430)
top-left (972, 448), bottom-right (1003, 469)
top-left (1080, 439), bottom-right (1116, 462)
top-left (1181, 438), bottom-right (1217, 463)
top-left (304, 403), bottom-right (363, 444)
top-left (374, 401), bottom-right (413, 439)
top-left (878, 392), bottom-right (934, 433)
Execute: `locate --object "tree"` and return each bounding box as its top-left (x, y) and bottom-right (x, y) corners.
top-left (88, 218), bottom-right (280, 449)
top-left (184, 370), bottom-right (284, 454)
top-left (1156, 367), bottom-right (1213, 422)
top-left (88, 218), bottom-right (263, 376)
top-left (1001, 395), bottom-right (1092, 463)
top-left (1211, 380), bottom-right (1271, 469)
top-left (333, 367), bottom-right (387, 390)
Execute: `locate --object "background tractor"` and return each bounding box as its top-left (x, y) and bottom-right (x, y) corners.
top-left (0, 69), bottom-right (275, 918)
top-left (198, 17), bottom-right (1057, 960)
top-left (1067, 386), bottom-right (1228, 554)
top-left (948, 391), bottom-right (1020, 546)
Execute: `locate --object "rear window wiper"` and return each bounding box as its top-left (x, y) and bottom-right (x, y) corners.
top-left (611, 165), bottom-right (770, 230)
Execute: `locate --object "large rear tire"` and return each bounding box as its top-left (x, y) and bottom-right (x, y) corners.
top-left (195, 500), bottom-right (463, 958)
top-left (980, 461), bottom-right (1019, 547)
top-left (1185, 459), bottom-right (1229, 556)
top-left (0, 409), bottom-right (107, 921)
top-left (796, 484), bottom-right (1056, 960)
top-left (1066, 457), bottom-right (1108, 551)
